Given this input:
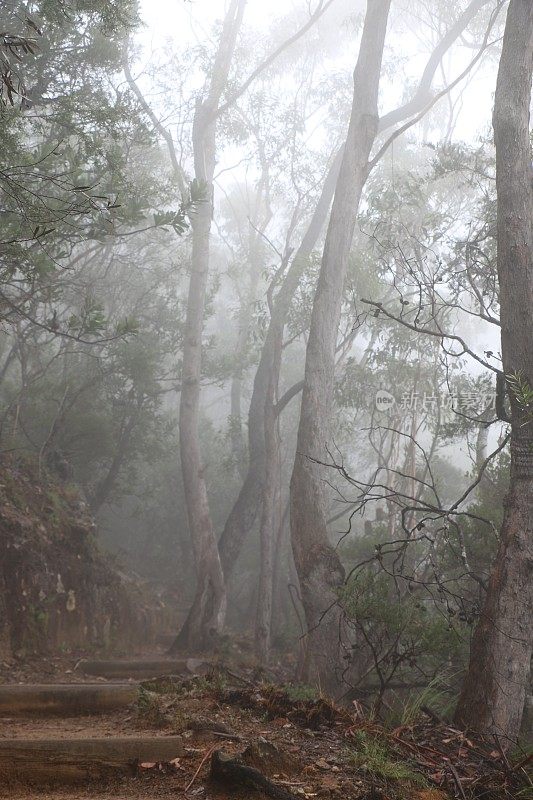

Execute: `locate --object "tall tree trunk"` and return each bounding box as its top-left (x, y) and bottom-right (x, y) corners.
top-left (229, 172), bottom-right (270, 480)
top-left (454, 0), bottom-right (533, 744)
top-left (475, 420), bottom-right (490, 473)
top-left (254, 367), bottom-right (280, 661)
top-left (271, 500), bottom-right (290, 631)
top-left (176, 0), bottom-right (246, 652)
top-left (289, 0), bottom-right (391, 697)
top-left (218, 148), bottom-right (344, 577)
top-left (474, 406), bottom-right (492, 499)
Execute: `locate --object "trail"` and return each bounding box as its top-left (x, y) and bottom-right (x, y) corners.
top-left (0, 654), bottom-right (525, 799)
top-left (0, 657), bottom-right (190, 800)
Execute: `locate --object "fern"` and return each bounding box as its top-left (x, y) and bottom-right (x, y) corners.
top-left (506, 371), bottom-right (533, 426)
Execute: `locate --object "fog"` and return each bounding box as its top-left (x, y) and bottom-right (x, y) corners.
top-left (0, 0), bottom-right (531, 763)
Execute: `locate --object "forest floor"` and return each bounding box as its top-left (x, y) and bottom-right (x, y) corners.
top-left (0, 654), bottom-right (530, 800)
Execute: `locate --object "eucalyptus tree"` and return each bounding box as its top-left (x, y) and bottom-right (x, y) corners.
top-left (455, 0), bottom-right (533, 744)
top-left (127, 0), bottom-right (339, 651)
top-left (288, 0), bottom-right (392, 695)
top-left (173, 0), bottom-right (250, 652)
top-left (288, 0), bottom-right (505, 693)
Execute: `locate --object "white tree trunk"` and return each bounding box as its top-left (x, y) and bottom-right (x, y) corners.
top-left (289, 0), bottom-right (392, 696)
top-left (175, 0), bottom-right (246, 651)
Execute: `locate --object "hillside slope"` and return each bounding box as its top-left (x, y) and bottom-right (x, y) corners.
top-left (0, 455), bottom-right (150, 660)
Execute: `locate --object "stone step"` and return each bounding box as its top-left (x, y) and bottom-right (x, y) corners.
top-left (0, 683), bottom-right (138, 717)
top-left (0, 736), bottom-right (184, 784)
top-left (77, 657), bottom-right (206, 680)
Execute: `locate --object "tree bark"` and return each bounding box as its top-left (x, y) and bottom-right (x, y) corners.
top-left (176, 0), bottom-right (246, 651)
top-left (289, 0), bottom-right (391, 696)
top-left (454, 0), bottom-right (533, 745)
top-left (254, 372), bottom-right (279, 661)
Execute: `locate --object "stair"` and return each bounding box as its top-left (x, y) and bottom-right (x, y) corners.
top-left (0, 658), bottom-right (187, 795)
top-left (0, 683), bottom-right (138, 716)
top-left (0, 736), bottom-right (184, 784)
top-left (77, 657), bottom-right (192, 680)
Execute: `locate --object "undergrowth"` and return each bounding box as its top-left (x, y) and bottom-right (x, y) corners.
top-left (347, 730), bottom-right (428, 797)
top-left (387, 674), bottom-right (455, 728)
top-left (284, 682), bottom-right (319, 702)
top-left (135, 685), bottom-right (188, 731)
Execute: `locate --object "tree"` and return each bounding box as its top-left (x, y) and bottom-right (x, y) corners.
top-left (454, 0), bottom-right (533, 744)
top-left (0, 0), bottom-right (144, 334)
top-left (165, 0), bottom-right (340, 651)
top-left (290, 0), bottom-right (392, 695)
top-left (288, 0), bottom-right (502, 694)
top-left (175, 0), bottom-right (247, 652)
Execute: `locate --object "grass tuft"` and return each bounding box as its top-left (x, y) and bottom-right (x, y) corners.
top-left (347, 730), bottom-right (428, 795)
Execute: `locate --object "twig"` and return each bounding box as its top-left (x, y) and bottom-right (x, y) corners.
top-left (184, 745), bottom-right (217, 792)
top-left (222, 667), bottom-right (256, 687)
top-left (493, 734), bottom-right (513, 776)
top-left (448, 762), bottom-right (467, 800)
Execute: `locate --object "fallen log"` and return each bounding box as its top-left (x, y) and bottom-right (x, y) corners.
top-left (0, 683), bottom-right (138, 717)
top-left (0, 736), bottom-right (184, 784)
top-left (210, 749), bottom-right (299, 800)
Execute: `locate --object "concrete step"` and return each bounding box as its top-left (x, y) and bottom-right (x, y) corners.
top-left (77, 657), bottom-right (207, 680)
top-left (0, 683), bottom-right (138, 717)
top-left (0, 736), bottom-right (184, 784)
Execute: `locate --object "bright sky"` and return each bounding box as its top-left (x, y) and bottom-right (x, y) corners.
top-left (137, 0), bottom-right (499, 144)
top-left (139, 0), bottom-right (301, 49)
